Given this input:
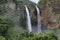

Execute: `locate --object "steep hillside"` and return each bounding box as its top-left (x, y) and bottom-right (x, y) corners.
top-left (38, 0), bottom-right (60, 29)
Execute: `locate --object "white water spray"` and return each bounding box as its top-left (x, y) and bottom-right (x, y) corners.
top-left (35, 6), bottom-right (42, 34)
top-left (25, 5), bottom-right (32, 32)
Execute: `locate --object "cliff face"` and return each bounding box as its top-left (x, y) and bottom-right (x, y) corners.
top-left (39, 1), bottom-right (60, 29)
top-left (3, 0), bottom-right (60, 29)
top-left (1, 0), bottom-right (60, 35)
top-left (4, 0), bottom-right (36, 28)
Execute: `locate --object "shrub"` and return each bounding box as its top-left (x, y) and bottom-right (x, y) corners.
top-left (0, 36), bottom-right (5, 40)
top-left (37, 33), bottom-right (45, 40)
top-left (0, 5), bottom-right (7, 15)
top-left (6, 29), bottom-right (20, 40)
top-left (44, 33), bottom-right (58, 40)
top-left (13, 0), bottom-right (21, 3)
top-left (0, 0), bottom-right (7, 4)
top-left (5, 30), bottom-right (58, 40)
top-left (0, 16), bottom-right (14, 36)
top-left (18, 32), bottom-right (58, 40)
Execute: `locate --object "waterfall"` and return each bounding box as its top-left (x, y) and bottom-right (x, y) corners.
top-left (25, 5), bottom-right (32, 32)
top-left (25, 5), bottom-right (41, 34)
top-left (35, 6), bottom-right (42, 34)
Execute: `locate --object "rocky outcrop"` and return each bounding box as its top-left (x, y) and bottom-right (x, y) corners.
top-left (4, 0), bottom-right (36, 28)
top-left (3, 0), bottom-right (60, 30)
top-left (41, 2), bottom-right (59, 29)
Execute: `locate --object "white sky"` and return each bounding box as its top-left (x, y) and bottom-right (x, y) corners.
top-left (30, 0), bottom-right (39, 4)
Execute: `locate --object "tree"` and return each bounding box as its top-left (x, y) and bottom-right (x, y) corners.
top-left (0, 0), bottom-right (7, 4)
top-left (38, 0), bottom-right (48, 6)
top-left (0, 5), bottom-right (7, 15)
top-left (0, 36), bottom-right (6, 40)
top-left (0, 16), bottom-right (14, 36)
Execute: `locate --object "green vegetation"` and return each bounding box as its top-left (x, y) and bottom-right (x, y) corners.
top-left (0, 17), bottom-right (14, 33)
top-left (19, 32), bottom-right (58, 40)
top-left (0, 0), bottom-right (7, 4)
top-left (0, 5), bottom-right (7, 15)
top-left (0, 0), bottom-right (15, 40)
top-left (38, 0), bottom-right (48, 6)
top-left (0, 16), bottom-right (58, 40)
top-left (6, 31), bottom-right (58, 40)
top-left (0, 16), bottom-right (15, 40)
top-left (13, 0), bottom-right (21, 3)
top-left (0, 0), bottom-right (60, 40)
top-left (6, 28), bottom-right (20, 40)
top-left (0, 36), bottom-right (6, 40)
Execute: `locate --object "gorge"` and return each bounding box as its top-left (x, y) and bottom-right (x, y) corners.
top-left (1, 0), bottom-right (60, 35)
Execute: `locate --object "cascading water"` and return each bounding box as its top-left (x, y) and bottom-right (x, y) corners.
top-left (25, 5), bottom-right (32, 32)
top-left (35, 6), bottom-right (42, 34)
top-left (25, 5), bottom-right (41, 34)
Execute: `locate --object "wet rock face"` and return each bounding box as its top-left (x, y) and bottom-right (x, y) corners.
top-left (28, 5), bottom-right (37, 25)
top-left (4, 0), bottom-right (60, 29)
top-left (7, 2), bottom-right (15, 10)
top-left (41, 2), bottom-right (59, 29)
top-left (4, 0), bottom-right (36, 28)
